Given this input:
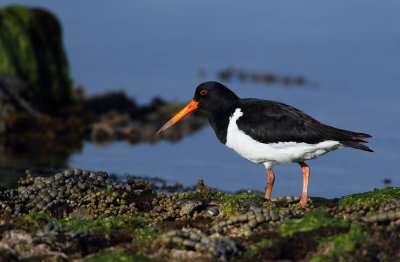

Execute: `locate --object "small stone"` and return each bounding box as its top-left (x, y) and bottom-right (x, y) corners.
top-left (183, 239), bottom-right (196, 248)
top-left (46, 177), bottom-right (55, 184)
top-left (248, 214), bottom-right (256, 220)
top-left (270, 211), bottom-right (280, 221)
top-left (189, 232), bottom-right (201, 242)
top-left (172, 236), bottom-right (182, 243)
top-left (286, 195), bottom-right (294, 202)
top-left (238, 214), bottom-right (248, 222)
top-left (78, 183), bottom-right (86, 190)
top-left (231, 216), bottom-right (239, 223)
top-left (63, 170), bottom-right (73, 177)
top-left (243, 224), bottom-right (252, 232)
top-left (73, 169), bottom-right (82, 176)
top-left (376, 213), bottom-right (388, 222)
top-left (200, 236), bottom-right (211, 245)
top-left (54, 173), bottom-right (64, 181)
top-left (166, 231), bottom-right (177, 237)
top-left (248, 219), bottom-right (257, 228)
top-left (89, 172), bottom-right (97, 179)
top-left (194, 243), bottom-right (203, 251)
top-left (256, 215), bottom-right (265, 223)
top-left (42, 194), bottom-right (52, 203)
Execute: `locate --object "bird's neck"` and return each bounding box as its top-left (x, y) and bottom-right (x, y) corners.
top-left (207, 104), bottom-right (236, 145)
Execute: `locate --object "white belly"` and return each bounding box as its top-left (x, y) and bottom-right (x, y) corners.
top-left (225, 108), bottom-right (343, 168)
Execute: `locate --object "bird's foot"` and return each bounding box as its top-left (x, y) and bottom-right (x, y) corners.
top-left (300, 194), bottom-right (308, 208)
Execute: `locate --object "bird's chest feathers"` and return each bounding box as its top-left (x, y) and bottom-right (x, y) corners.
top-left (225, 108), bottom-right (341, 165)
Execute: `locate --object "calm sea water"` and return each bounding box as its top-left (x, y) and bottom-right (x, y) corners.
top-left (2, 1), bottom-right (400, 198)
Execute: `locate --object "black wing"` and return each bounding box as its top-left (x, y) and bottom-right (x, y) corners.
top-left (235, 99), bottom-right (373, 152)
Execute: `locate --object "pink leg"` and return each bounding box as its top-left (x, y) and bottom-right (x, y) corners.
top-left (299, 162), bottom-right (310, 208)
top-left (264, 168), bottom-right (275, 199)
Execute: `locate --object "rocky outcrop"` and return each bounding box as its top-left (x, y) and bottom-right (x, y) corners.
top-left (0, 5), bottom-right (72, 108)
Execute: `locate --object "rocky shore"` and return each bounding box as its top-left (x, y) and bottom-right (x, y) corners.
top-left (0, 169), bottom-right (399, 261)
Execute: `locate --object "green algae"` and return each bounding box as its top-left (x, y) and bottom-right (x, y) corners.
top-left (179, 191), bottom-right (207, 200)
top-left (339, 187), bottom-right (400, 206)
top-left (279, 209), bottom-right (348, 237)
top-left (82, 251), bottom-right (155, 262)
top-left (20, 212), bottom-right (52, 227)
top-left (212, 192), bottom-right (260, 216)
top-left (20, 213), bottom-right (155, 241)
top-left (134, 228), bottom-right (159, 242)
top-left (310, 223), bottom-right (369, 262)
top-left (0, 5), bottom-right (72, 103)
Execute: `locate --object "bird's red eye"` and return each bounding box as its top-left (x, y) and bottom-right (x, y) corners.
top-left (200, 90), bottom-right (207, 95)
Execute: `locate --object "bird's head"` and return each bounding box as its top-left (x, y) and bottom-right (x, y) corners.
top-left (157, 81), bottom-right (238, 134)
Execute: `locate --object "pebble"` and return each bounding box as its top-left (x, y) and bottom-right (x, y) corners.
top-left (160, 230), bottom-right (241, 259)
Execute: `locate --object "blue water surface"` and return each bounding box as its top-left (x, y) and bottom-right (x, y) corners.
top-left (1, 1), bottom-right (399, 198)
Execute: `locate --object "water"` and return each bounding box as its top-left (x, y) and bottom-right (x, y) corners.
top-left (1, 1), bottom-right (399, 198)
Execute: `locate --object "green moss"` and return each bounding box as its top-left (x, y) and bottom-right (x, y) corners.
top-left (178, 191), bottom-right (207, 200)
top-left (0, 5), bottom-right (72, 103)
top-left (134, 228), bottom-right (159, 242)
top-left (19, 213), bottom-right (153, 241)
top-left (222, 197), bottom-right (240, 216)
top-left (82, 251), bottom-right (155, 262)
top-left (279, 209), bottom-right (348, 237)
top-left (211, 192), bottom-right (260, 216)
top-left (310, 223), bottom-right (369, 262)
top-left (339, 187), bottom-right (400, 206)
top-left (56, 216), bottom-right (154, 240)
top-left (20, 212), bottom-right (53, 227)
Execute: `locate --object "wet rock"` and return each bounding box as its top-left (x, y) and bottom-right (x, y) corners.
top-left (0, 6), bottom-right (72, 107)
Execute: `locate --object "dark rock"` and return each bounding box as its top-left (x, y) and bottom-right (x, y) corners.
top-left (0, 5), bottom-right (72, 107)
top-left (83, 91), bottom-right (139, 116)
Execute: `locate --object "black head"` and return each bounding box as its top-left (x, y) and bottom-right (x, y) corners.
top-left (193, 81), bottom-right (239, 112)
top-left (157, 81), bottom-right (239, 135)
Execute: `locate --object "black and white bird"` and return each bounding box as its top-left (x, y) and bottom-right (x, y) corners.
top-left (157, 81), bottom-right (373, 207)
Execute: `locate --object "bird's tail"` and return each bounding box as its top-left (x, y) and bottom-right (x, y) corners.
top-left (336, 129), bottom-right (373, 152)
top-left (318, 124), bottom-right (373, 152)
top-left (340, 140), bottom-right (373, 152)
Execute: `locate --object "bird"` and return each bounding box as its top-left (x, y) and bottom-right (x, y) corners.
top-left (157, 81), bottom-right (373, 208)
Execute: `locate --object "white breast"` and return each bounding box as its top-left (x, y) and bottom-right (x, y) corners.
top-left (225, 108), bottom-right (343, 168)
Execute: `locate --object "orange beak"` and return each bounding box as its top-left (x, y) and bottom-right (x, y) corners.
top-left (156, 100), bottom-right (199, 135)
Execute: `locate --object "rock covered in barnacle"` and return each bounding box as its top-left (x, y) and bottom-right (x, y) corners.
top-left (0, 169), bottom-right (156, 219)
top-left (157, 230), bottom-right (242, 260)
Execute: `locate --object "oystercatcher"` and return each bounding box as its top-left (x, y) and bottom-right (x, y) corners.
top-left (157, 81), bottom-right (373, 207)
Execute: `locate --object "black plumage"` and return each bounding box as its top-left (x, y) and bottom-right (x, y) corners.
top-left (193, 81), bottom-right (372, 152)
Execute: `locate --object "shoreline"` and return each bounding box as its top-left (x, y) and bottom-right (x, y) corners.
top-left (0, 169), bottom-right (399, 261)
